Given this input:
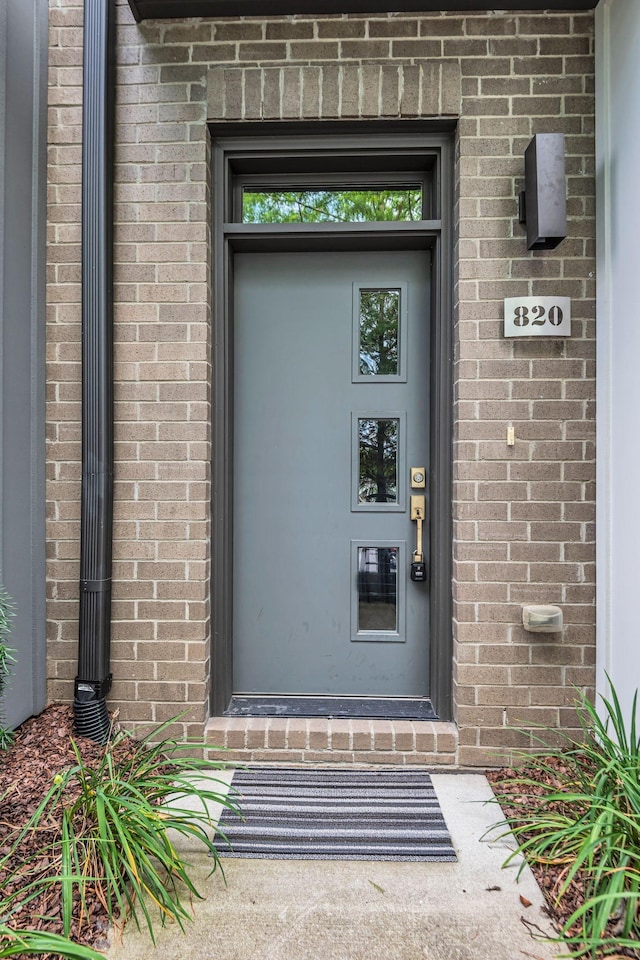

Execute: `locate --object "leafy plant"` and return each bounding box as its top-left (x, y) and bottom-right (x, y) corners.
top-left (0, 717), bottom-right (239, 945)
top-left (0, 588), bottom-right (16, 749)
top-left (0, 926), bottom-right (104, 958)
top-left (491, 681), bottom-right (640, 957)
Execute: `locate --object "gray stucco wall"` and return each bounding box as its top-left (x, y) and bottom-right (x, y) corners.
top-left (0, 0), bottom-right (48, 727)
top-left (596, 0), bottom-right (640, 724)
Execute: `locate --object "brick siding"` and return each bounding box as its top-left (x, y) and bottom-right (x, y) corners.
top-left (47, 1), bottom-right (596, 764)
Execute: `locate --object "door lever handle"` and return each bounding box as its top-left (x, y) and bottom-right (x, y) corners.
top-left (410, 495), bottom-right (425, 562)
top-left (410, 496), bottom-right (427, 582)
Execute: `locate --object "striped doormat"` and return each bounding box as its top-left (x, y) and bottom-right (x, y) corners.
top-left (215, 767), bottom-right (457, 861)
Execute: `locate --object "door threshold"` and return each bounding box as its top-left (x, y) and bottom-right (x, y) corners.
top-left (224, 695), bottom-right (438, 721)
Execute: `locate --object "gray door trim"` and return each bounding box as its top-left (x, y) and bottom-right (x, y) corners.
top-left (211, 125), bottom-right (453, 720)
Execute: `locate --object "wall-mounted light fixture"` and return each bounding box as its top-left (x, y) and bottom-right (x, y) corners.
top-left (518, 133), bottom-right (567, 250)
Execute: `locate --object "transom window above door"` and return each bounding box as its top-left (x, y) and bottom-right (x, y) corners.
top-left (223, 140), bottom-right (443, 229)
top-left (242, 185), bottom-right (423, 223)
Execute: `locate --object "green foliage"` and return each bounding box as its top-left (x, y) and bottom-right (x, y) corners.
top-left (0, 717), bottom-right (239, 946)
top-left (491, 682), bottom-right (640, 957)
top-left (358, 288), bottom-right (399, 377)
top-left (0, 926), bottom-right (104, 959)
top-left (358, 418), bottom-right (398, 504)
top-left (0, 589), bottom-right (15, 749)
top-left (242, 187), bottom-right (422, 223)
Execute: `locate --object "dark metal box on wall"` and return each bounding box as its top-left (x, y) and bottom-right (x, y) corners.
top-left (519, 133), bottom-right (568, 251)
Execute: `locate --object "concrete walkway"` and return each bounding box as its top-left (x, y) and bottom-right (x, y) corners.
top-left (107, 773), bottom-right (561, 960)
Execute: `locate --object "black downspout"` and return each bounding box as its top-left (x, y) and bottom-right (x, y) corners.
top-left (73, 0), bottom-right (115, 742)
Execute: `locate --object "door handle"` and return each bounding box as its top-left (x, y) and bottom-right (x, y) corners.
top-left (410, 495), bottom-right (427, 582)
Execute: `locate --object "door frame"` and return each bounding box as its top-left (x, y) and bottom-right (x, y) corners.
top-left (210, 122), bottom-right (454, 720)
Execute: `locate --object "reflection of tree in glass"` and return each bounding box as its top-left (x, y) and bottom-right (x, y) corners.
top-left (358, 418), bottom-right (398, 504)
top-left (359, 289), bottom-right (399, 377)
top-left (243, 188), bottom-right (422, 223)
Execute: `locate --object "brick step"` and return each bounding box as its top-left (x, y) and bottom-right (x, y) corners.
top-left (205, 717), bottom-right (458, 766)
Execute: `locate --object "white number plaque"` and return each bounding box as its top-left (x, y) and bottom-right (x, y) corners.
top-left (504, 296), bottom-right (571, 338)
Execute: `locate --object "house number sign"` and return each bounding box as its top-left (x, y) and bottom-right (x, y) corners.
top-left (503, 296), bottom-right (571, 338)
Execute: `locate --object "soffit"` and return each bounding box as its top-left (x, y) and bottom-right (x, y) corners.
top-left (128, 0), bottom-right (598, 23)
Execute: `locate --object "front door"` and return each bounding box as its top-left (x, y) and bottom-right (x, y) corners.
top-left (233, 249), bottom-right (430, 699)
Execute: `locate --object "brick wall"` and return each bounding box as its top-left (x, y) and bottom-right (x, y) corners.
top-left (47, 1), bottom-right (595, 763)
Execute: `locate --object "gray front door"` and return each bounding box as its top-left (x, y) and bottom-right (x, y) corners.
top-left (233, 249), bottom-right (430, 698)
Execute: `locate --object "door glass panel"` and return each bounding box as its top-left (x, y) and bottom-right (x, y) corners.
top-left (352, 282), bottom-right (407, 383)
top-left (352, 412), bottom-right (405, 512)
top-left (351, 540), bottom-right (406, 644)
top-left (357, 546), bottom-right (398, 632)
top-left (242, 187), bottom-right (422, 223)
top-left (358, 418), bottom-right (398, 505)
top-left (358, 288), bottom-right (400, 377)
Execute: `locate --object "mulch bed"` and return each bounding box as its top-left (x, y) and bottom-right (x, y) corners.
top-left (0, 704), bottom-right (137, 955)
top-left (487, 758), bottom-right (640, 960)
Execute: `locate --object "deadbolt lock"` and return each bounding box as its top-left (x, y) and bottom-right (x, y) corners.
top-left (411, 466), bottom-right (426, 488)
